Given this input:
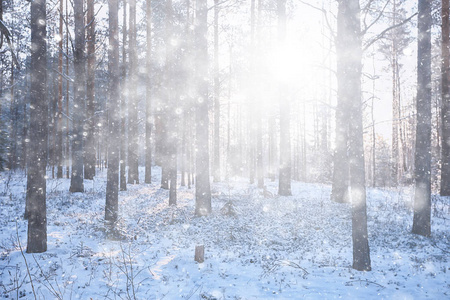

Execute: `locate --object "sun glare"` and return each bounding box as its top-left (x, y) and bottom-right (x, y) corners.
top-left (265, 42), bottom-right (321, 86)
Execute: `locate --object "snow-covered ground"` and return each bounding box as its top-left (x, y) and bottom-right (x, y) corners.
top-left (0, 167), bottom-right (449, 299)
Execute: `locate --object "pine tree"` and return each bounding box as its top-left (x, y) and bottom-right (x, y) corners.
top-left (26, 0), bottom-right (47, 253)
top-left (337, 0), bottom-right (371, 271)
top-left (144, 0), bottom-right (152, 184)
top-left (277, 0), bottom-right (291, 196)
top-left (194, 0), bottom-right (212, 216)
top-left (441, 0), bottom-right (450, 195)
top-left (127, 0), bottom-right (139, 184)
top-left (105, 0), bottom-right (120, 223)
top-left (412, 0), bottom-right (432, 237)
top-left (84, 0), bottom-right (97, 180)
top-left (70, 0), bottom-right (86, 193)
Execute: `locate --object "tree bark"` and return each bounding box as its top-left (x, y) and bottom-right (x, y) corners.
top-left (145, 0), bottom-right (152, 184)
top-left (65, 0), bottom-right (70, 179)
top-left (337, 0), bottom-right (371, 271)
top-left (120, 0), bottom-right (128, 191)
top-left (26, 0), bottom-right (47, 253)
top-left (331, 0), bottom-right (351, 203)
top-left (105, 0), bottom-right (120, 223)
top-left (391, 0), bottom-right (400, 187)
top-left (70, 0), bottom-right (86, 193)
top-left (127, 0), bottom-right (139, 184)
top-left (256, 0), bottom-right (264, 189)
top-left (56, 0), bottom-right (63, 179)
top-left (195, 0), bottom-right (212, 216)
top-left (213, 0), bottom-right (221, 183)
top-left (441, 0), bottom-right (450, 195)
top-left (277, 0), bottom-right (291, 196)
top-left (166, 0), bottom-right (177, 206)
top-left (412, 0), bottom-right (432, 237)
top-left (84, 0), bottom-right (96, 180)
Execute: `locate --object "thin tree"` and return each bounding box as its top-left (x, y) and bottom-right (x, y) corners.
top-left (391, 0), bottom-right (400, 187)
top-left (278, 0), bottom-right (291, 196)
top-left (84, 0), bottom-right (96, 180)
top-left (256, 0), bottom-right (264, 188)
top-left (195, 0), bottom-right (212, 216)
top-left (105, 0), bottom-right (120, 223)
top-left (412, 0), bottom-right (432, 237)
top-left (145, 0), bottom-right (152, 184)
top-left (166, 0), bottom-right (177, 206)
top-left (338, 0), bottom-right (371, 271)
top-left (441, 0), bottom-right (450, 196)
top-left (120, 0), bottom-right (128, 191)
top-left (65, 0), bottom-right (70, 179)
top-left (56, 0), bottom-right (64, 179)
top-left (213, 0), bottom-right (221, 183)
top-left (128, 0), bottom-right (139, 184)
top-left (26, 0), bottom-right (47, 253)
top-left (70, 0), bottom-right (86, 193)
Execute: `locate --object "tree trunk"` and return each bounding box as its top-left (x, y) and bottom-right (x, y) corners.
top-left (195, 0), bottom-right (212, 216)
top-left (70, 0), bottom-right (85, 193)
top-left (26, 0), bottom-right (47, 253)
top-left (412, 0), bottom-right (432, 237)
top-left (56, 0), bottom-right (63, 179)
top-left (213, 0), bottom-right (221, 183)
top-left (391, 0), bottom-right (399, 187)
top-left (105, 0), bottom-right (120, 223)
top-left (145, 0), bottom-right (152, 184)
top-left (441, 0), bottom-right (450, 195)
top-left (65, 0), bottom-right (70, 179)
top-left (84, 0), bottom-right (96, 180)
top-left (277, 0), bottom-right (291, 196)
top-left (337, 0), bottom-right (371, 271)
top-left (331, 0), bottom-right (352, 203)
top-left (256, 0), bottom-right (264, 188)
top-left (127, 0), bottom-right (139, 184)
top-left (120, 0), bottom-right (128, 191)
top-left (166, 0), bottom-right (177, 205)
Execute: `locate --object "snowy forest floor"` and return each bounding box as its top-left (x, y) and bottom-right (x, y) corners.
top-left (0, 167), bottom-right (449, 299)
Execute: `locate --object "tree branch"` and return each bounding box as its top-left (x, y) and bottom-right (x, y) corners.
top-left (363, 12), bottom-right (418, 52)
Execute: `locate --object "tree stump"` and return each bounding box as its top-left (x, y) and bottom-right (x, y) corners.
top-left (195, 245), bottom-right (204, 263)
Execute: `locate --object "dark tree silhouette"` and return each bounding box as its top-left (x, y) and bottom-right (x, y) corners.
top-left (105, 0), bottom-right (121, 223)
top-left (26, 0), bottom-right (47, 253)
top-left (70, 0), bottom-right (86, 193)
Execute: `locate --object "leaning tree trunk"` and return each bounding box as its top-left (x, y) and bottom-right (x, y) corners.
top-left (412, 0), bottom-right (432, 237)
top-left (338, 0), bottom-right (371, 271)
top-left (194, 0), bottom-right (212, 216)
top-left (26, 0), bottom-right (47, 253)
top-left (441, 0), bottom-right (450, 196)
top-left (70, 0), bottom-right (86, 193)
top-left (105, 0), bottom-right (120, 223)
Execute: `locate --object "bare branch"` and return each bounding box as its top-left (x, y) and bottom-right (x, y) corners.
top-left (363, 12), bottom-right (417, 52)
top-left (361, 0), bottom-right (390, 35)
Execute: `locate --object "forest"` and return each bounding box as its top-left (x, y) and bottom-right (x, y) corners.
top-left (0, 0), bottom-right (449, 298)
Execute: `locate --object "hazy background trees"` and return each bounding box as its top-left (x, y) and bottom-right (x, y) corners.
top-left (1, 0), bottom-right (448, 269)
